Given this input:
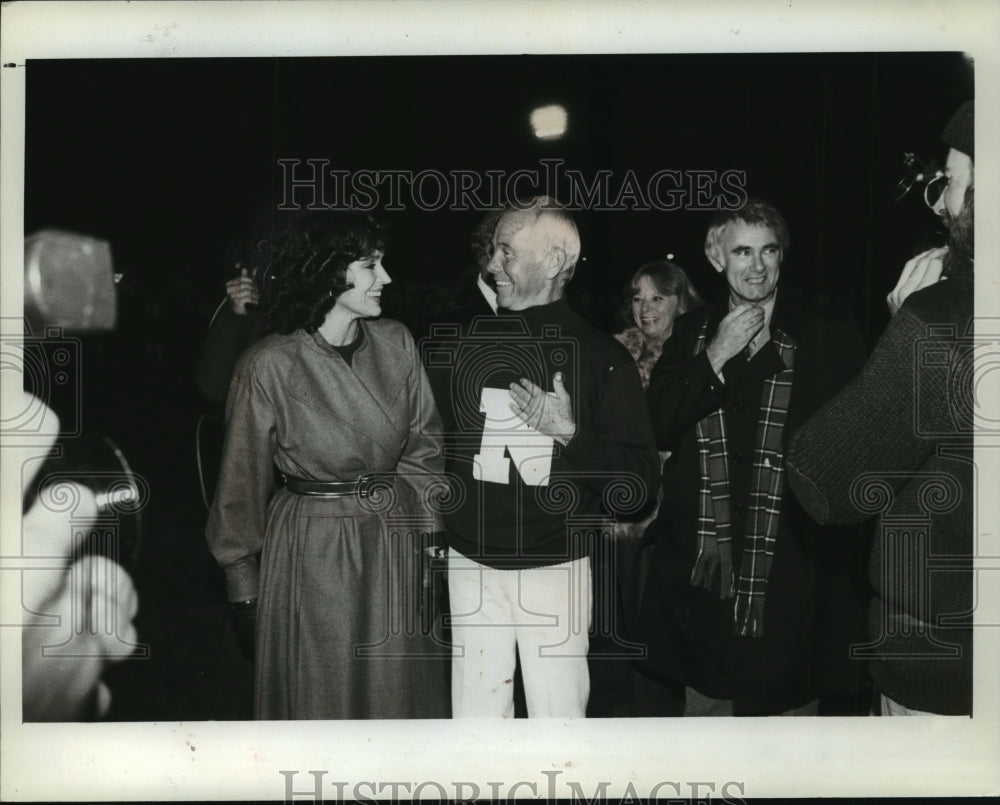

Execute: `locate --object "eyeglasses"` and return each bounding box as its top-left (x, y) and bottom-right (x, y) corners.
top-left (893, 152), bottom-right (944, 211)
top-left (922, 171), bottom-right (947, 211)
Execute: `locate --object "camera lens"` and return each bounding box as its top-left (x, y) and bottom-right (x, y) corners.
top-left (25, 435), bottom-right (145, 572)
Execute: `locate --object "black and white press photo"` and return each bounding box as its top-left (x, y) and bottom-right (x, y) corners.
top-left (1, 1), bottom-right (997, 800)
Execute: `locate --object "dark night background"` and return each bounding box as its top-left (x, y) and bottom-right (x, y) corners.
top-left (23, 53), bottom-right (972, 720)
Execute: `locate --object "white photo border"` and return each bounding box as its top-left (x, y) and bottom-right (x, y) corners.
top-left (2, 0), bottom-right (998, 800)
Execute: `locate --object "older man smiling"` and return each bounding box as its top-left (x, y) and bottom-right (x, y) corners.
top-left (635, 199), bottom-right (867, 717)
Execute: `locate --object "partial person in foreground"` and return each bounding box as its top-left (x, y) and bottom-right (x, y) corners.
top-left (17, 229), bottom-right (141, 721)
top-left (206, 211), bottom-right (449, 719)
top-left (429, 197), bottom-right (660, 718)
top-left (19, 393), bottom-right (140, 721)
top-left (637, 198), bottom-right (867, 716)
top-left (787, 101), bottom-right (975, 716)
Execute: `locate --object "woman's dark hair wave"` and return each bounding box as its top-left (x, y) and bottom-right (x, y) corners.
top-left (266, 211), bottom-right (385, 335)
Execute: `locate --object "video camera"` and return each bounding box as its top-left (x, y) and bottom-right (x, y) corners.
top-left (16, 229), bottom-right (146, 570)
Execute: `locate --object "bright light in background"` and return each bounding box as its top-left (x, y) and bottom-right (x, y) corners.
top-left (530, 104), bottom-right (568, 140)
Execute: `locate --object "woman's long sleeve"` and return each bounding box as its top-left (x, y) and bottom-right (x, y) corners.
top-left (395, 329), bottom-right (446, 532)
top-left (205, 354), bottom-right (276, 601)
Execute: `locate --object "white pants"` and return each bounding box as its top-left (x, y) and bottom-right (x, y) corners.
top-left (447, 552), bottom-right (592, 718)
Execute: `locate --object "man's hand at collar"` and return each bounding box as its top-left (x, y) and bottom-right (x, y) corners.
top-left (705, 304), bottom-right (765, 375)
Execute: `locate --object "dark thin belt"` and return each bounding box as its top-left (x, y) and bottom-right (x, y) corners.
top-left (280, 472), bottom-right (380, 498)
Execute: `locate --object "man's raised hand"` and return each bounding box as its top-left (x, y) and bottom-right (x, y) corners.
top-left (887, 246), bottom-right (948, 316)
top-left (705, 304), bottom-right (765, 375)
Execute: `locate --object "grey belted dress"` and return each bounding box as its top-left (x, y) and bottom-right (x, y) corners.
top-left (206, 318), bottom-right (449, 719)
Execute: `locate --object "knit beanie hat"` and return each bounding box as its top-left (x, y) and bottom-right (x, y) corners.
top-left (942, 100), bottom-right (974, 159)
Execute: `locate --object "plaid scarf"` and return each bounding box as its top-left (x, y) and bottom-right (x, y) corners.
top-left (691, 316), bottom-right (795, 637)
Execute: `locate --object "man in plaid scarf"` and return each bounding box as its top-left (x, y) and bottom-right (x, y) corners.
top-left (634, 199), bottom-right (867, 716)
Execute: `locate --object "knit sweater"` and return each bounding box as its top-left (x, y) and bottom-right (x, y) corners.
top-left (787, 274), bottom-right (973, 714)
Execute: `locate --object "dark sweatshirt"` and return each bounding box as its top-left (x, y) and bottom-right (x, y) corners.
top-left (425, 297), bottom-right (660, 569)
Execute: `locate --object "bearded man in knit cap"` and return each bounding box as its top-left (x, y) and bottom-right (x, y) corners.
top-left (787, 101), bottom-right (975, 715)
top-left (635, 198), bottom-right (867, 716)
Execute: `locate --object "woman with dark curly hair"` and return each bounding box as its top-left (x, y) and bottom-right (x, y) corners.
top-left (206, 211), bottom-right (449, 719)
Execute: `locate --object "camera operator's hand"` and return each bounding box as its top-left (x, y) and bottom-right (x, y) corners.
top-left (705, 304), bottom-right (765, 375)
top-left (510, 372), bottom-right (577, 446)
top-left (18, 394), bottom-right (140, 721)
top-left (887, 246), bottom-right (948, 316)
top-left (226, 265), bottom-right (259, 316)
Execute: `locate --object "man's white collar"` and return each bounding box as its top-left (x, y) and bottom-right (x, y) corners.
top-left (478, 274), bottom-right (498, 313)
